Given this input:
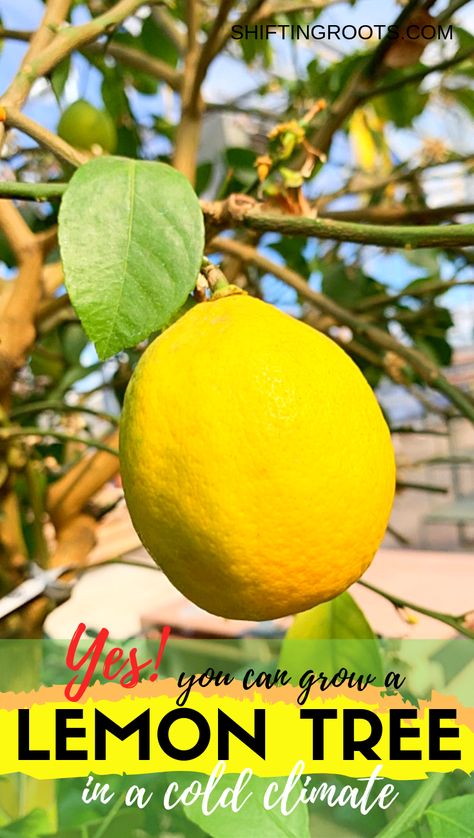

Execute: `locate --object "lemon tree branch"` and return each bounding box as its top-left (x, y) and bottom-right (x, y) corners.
top-left (47, 430), bottom-right (119, 527)
top-left (0, 0), bottom-right (147, 125)
top-left (0, 27), bottom-right (183, 90)
top-left (3, 107), bottom-right (89, 167)
top-left (85, 40), bottom-right (183, 90)
top-left (202, 197), bottom-right (474, 248)
top-left (358, 580), bottom-right (474, 640)
top-left (319, 203), bottom-right (474, 225)
top-left (0, 0), bottom-right (72, 152)
top-left (2, 182), bottom-right (473, 249)
top-left (368, 46), bottom-right (474, 101)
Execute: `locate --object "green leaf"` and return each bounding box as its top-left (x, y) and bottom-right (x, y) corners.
top-left (195, 161), bottom-right (214, 195)
top-left (182, 774), bottom-right (310, 838)
top-left (269, 236), bottom-right (309, 279)
top-left (322, 263), bottom-right (384, 307)
top-left (279, 592), bottom-right (384, 685)
top-left (225, 147), bottom-right (257, 170)
top-left (0, 808), bottom-right (51, 837)
top-left (374, 84), bottom-right (428, 128)
top-left (50, 58), bottom-right (70, 103)
top-left (58, 157), bottom-right (204, 358)
top-left (376, 775), bottom-right (444, 838)
top-left (141, 14), bottom-right (180, 68)
top-left (425, 794), bottom-right (474, 837)
top-left (413, 336), bottom-right (452, 367)
top-left (287, 591), bottom-right (377, 641)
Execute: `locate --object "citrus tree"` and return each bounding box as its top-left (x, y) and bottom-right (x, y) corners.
top-left (0, 0), bottom-right (473, 640)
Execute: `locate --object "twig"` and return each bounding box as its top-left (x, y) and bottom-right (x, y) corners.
top-left (0, 182), bottom-right (67, 200)
top-left (3, 107), bottom-right (88, 168)
top-left (2, 0), bottom-right (147, 109)
top-left (358, 579), bottom-right (474, 640)
top-left (47, 429), bottom-right (119, 526)
top-left (309, 22), bottom-right (473, 159)
top-left (320, 203), bottom-right (474, 225)
top-left (0, 426), bottom-right (119, 456)
top-left (355, 278), bottom-right (474, 311)
top-left (0, 0), bottom-right (72, 153)
top-left (191, 0), bottom-right (235, 103)
top-left (376, 774), bottom-right (445, 838)
top-left (0, 200), bottom-right (36, 254)
top-left (391, 426), bottom-right (448, 437)
top-left (10, 400), bottom-right (119, 424)
top-left (212, 0), bottom-right (271, 58)
top-left (85, 40), bottom-right (183, 90)
top-left (363, 0), bottom-right (422, 77)
top-left (317, 153), bottom-right (474, 208)
top-left (172, 0), bottom-right (202, 181)
top-left (0, 246), bottom-right (44, 404)
top-left (438, 0), bottom-right (472, 24)
top-left (0, 26), bottom-right (184, 90)
top-left (396, 481), bottom-right (448, 494)
top-left (368, 46), bottom-right (474, 102)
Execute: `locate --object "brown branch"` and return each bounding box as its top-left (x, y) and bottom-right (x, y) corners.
top-left (363, 0), bottom-right (422, 78)
top-left (0, 491), bottom-right (28, 585)
top-left (320, 202), bottom-right (474, 225)
top-left (172, 0), bottom-right (203, 182)
top-left (42, 262), bottom-right (64, 297)
top-left (1, 0), bottom-right (146, 110)
top-left (306, 0), bottom-right (422, 158)
top-left (0, 28), bottom-right (31, 43)
top-left (0, 205), bottom-right (57, 404)
top-left (185, 0), bottom-right (199, 52)
top-left (255, 0), bottom-right (343, 18)
top-left (4, 107), bottom-right (89, 167)
top-left (50, 512), bottom-right (97, 568)
top-left (317, 154), bottom-right (474, 209)
top-left (85, 40), bottom-right (183, 90)
top-left (355, 278), bottom-right (474, 312)
top-left (0, 0), bottom-right (72, 152)
top-left (173, 0), bottom-right (267, 181)
top-left (18, 0), bottom-right (73, 64)
top-left (208, 236), bottom-right (474, 421)
top-left (369, 46), bottom-right (474, 101)
top-left (0, 249), bottom-right (44, 402)
top-left (0, 27), bottom-right (184, 91)
top-left (212, 0), bottom-right (268, 57)
top-left (0, 201), bottom-right (36, 257)
top-left (190, 0), bottom-right (235, 103)
top-left (48, 430), bottom-right (119, 527)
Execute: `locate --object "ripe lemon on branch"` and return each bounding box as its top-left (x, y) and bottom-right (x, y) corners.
top-left (120, 294), bottom-right (395, 621)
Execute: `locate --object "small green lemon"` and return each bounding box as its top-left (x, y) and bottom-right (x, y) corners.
top-left (57, 100), bottom-right (117, 153)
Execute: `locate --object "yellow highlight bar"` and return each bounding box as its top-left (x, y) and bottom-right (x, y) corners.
top-left (0, 681), bottom-right (473, 780)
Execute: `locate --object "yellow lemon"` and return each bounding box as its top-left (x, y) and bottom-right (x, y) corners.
top-left (120, 295), bottom-right (395, 621)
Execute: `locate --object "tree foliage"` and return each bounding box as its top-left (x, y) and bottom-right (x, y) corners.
top-left (0, 0), bottom-right (473, 637)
